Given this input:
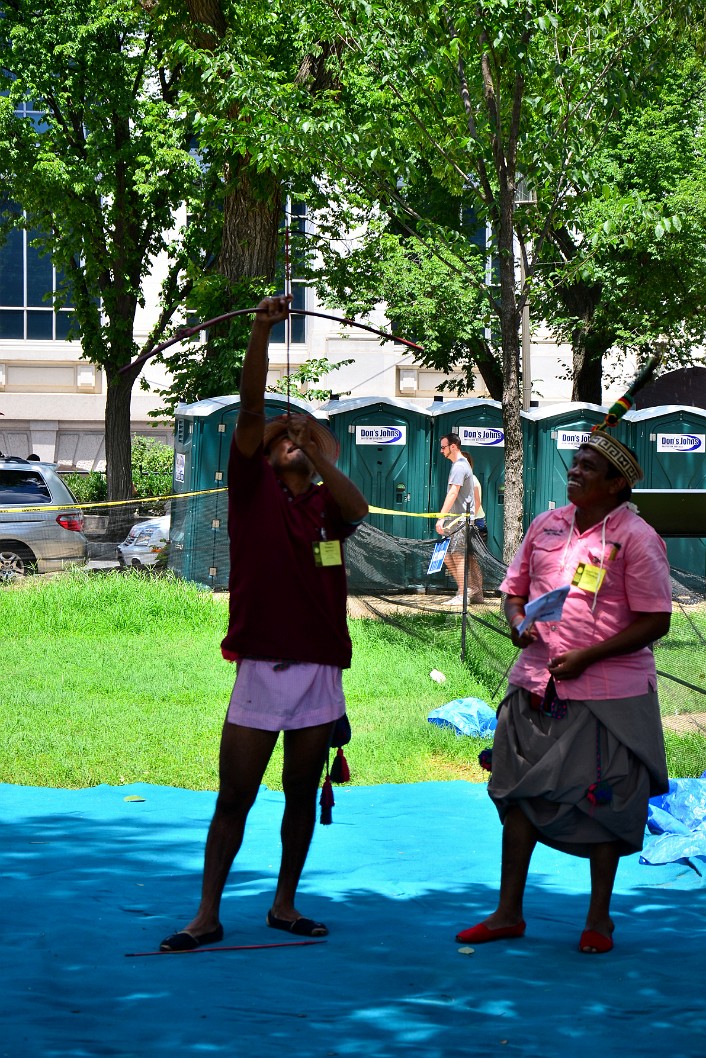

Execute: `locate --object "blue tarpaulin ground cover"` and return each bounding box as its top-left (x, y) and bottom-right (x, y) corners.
top-left (1, 780), bottom-right (704, 1058)
top-left (645, 777), bottom-right (706, 868)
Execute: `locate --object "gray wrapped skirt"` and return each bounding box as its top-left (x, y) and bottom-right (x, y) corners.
top-left (487, 684), bottom-right (669, 857)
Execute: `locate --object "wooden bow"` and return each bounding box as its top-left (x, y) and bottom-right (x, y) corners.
top-left (121, 307), bottom-right (423, 376)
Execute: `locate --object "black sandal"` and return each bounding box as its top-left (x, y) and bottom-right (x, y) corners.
top-left (266, 910), bottom-right (328, 937)
top-left (159, 925), bottom-right (224, 952)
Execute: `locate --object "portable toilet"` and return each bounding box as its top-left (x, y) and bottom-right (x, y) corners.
top-left (323, 396), bottom-right (432, 540)
top-left (628, 406), bottom-right (706, 576)
top-left (170, 394), bottom-right (327, 588)
top-left (428, 398), bottom-right (506, 557)
top-left (527, 403), bottom-right (613, 519)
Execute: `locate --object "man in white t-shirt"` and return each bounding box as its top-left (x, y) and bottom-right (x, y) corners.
top-left (435, 433), bottom-right (476, 604)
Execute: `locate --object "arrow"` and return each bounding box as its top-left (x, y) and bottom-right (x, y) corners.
top-left (125, 939), bottom-right (327, 957)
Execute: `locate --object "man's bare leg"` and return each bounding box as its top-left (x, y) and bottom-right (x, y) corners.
top-left (485, 806), bottom-right (538, 927)
top-left (583, 840), bottom-right (620, 941)
top-left (270, 720), bottom-right (334, 921)
top-left (468, 555), bottom-right (484, 600)
top-left (456, 806), bottom-right (538, 941)
top-left (444, 550), bottom-right (465, 594)
top-left (181, 722), bottom-right (279, 936)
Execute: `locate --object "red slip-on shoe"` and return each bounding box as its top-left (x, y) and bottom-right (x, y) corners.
top-left (579, 929), bottom-right (613, 954)
top-left (455, 920), bottom-right (526, 944)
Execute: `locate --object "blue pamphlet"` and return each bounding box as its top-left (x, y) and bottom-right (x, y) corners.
top-left (428, 538), bottom-right (450, 574)
top-left (517, 584), bottom-right (571, 635)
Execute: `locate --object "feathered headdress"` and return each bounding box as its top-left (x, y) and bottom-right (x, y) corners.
top-left (585, 354), bottom-right (662, 486)
top-left (592, 354), bottom-right (661, 431)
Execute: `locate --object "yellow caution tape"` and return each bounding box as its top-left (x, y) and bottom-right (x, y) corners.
top-left (1, 488), bottom-right (470, 522)
top-left (0, 486), bottom-right (228, 515)
top-left (368, 506), bottom-right (473, 520)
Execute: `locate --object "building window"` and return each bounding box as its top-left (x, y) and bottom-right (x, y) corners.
top-left (0, 212), bottom-right (76, 341)
top-left (12, 97), bottom-right (50, 133)
top-left (0, 91), bottom-right (73, 340)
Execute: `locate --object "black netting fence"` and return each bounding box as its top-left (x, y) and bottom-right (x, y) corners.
top-left (344, 518), bottom-right (706, 726)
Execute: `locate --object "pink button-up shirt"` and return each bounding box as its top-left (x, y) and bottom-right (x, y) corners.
top-left (500, 503), bottom-right (671, 701)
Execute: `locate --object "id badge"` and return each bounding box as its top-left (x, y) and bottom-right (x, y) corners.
top-left (313, 540), bottom-right (342, 567)
top-left (571, 561), bottom-right (605, 594)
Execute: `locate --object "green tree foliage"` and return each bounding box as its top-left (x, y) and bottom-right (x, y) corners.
top-left (130, 434), bottom-right (173, 501)
top-left (62, 435), bottom-right (172, 506)
top-left (241, 0), bottom-right (688, 554)
top-left (144, 0), bottom-right (340, 416)
top-left (309, 171), bottom-right (503, 399)
top-left (0, 0), bottom-right (207, 510)
top-left (267, 356), bottom-right (355, 402)
top-left (61, 471), bottom-right (108, 505)
top-left (148, 276), bottom-right (275, 415)
top-left (535, 51), bottom-right (706, 401)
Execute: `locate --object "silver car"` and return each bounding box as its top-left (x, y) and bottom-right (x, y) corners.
top-left (0, 457), bottom-right (88, 581)
top-left (116, 514), bottom-right (170, 569)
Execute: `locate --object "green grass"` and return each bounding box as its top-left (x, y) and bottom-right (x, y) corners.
top-left (1, 570), bottom-right (704, 790)
top-left (1, 571), bottom-right (495, 790)
top-left (654, 606), bottom-right (706, 714)
top-left (663, 729), bottom-right (706, 779)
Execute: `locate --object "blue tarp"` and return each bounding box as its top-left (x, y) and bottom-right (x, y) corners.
top-left (427, 697), bottom-right (497, 738)
top-left (643, 777), bottom-right (706, 870)
top-left (2, 780), bottom-right (705, 1058)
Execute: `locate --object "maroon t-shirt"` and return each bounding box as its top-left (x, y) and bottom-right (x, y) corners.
top-left (220, 440), bottom-right (357, 668)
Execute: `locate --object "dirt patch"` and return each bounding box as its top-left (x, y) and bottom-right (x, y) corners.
top-left (662, 712), bottom-right (706, 735)
top-left (347, 594), bottom-right (500, 620)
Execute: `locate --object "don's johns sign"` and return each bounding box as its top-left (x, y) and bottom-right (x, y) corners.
top-left (355, 425), bottom-right (407, 445)
top-left (656, 433), bottom-right (705, 454)
top-left (556, 429), bottom-right (593, 449)
top-left (454, 426), bottom-right (505, 447)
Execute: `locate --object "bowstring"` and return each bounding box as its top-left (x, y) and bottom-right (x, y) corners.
top-left (284, 213), bottom-right (292, 418)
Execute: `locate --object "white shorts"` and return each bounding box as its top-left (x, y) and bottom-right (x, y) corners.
top-left (226, 659), bottom-right (346, 732)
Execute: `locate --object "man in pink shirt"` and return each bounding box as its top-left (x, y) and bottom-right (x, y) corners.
top-left (455, 432), bottom-right (671, 954)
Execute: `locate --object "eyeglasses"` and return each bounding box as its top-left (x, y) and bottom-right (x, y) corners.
top-left (440, 444), bottom-right (450, 451)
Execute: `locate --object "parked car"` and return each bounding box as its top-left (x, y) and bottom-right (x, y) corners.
top-left (0, 457), bottom-right (88, 581)
top-left (116, 514), bottom-right (170, 569)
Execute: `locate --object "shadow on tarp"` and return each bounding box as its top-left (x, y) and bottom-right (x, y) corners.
top-left (1, 781), bottom-right (704, 1058)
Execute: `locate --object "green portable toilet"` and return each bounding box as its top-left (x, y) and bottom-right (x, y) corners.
top-left (628, 406), bottom-right (706, 576)
top-left (526, 403), bottom-right (613, 519)
top-left (170, 394), bottom-right (326, 588)
top-left (322, 396), bottom-right (432, 541)
top-left (428, 398), bottom-right (507, 557)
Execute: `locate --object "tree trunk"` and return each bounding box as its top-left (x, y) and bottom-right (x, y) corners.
top-left (499, 332), bottom-right (524, 561)
top-left (218, 164), bottom-right (281, 284)
top-left (198, 168), bottom-right (282, 382)
top-left (497, 195), bottom-right (525, 562)
top-left (183, 0), bottom-right (226, 40)
top-left (552, 270), bottom-right (608, 403)
top-left (571, 327), bottom-right (610, 403)
top-left (178, 0), bottom-right (281, 289)
top-left (104, 365), bottom-right (138, 534)
top-left (475, 346), bottom-right (504, 402)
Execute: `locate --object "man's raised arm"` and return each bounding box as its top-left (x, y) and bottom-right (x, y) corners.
top-left (235, 296), bottom-right (291, 457)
